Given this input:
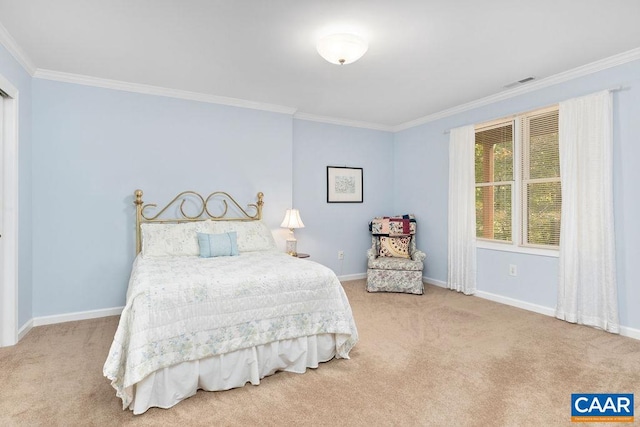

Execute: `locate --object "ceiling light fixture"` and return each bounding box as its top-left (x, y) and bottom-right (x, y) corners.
top-left (316, 33), bottom-right (368, 65)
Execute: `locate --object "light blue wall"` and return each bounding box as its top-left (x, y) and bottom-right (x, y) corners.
top-left (394, 59), bottom-right (640, 331)
top-left (292, 119), bottom-right (394, 276)
top-left (6, 40), bottom-right (640, 335)
top-left (392, 121), bottom-right (449, 282)
top-left (0, 45), bottom-right (32, 329)
top-left (32, 80), bottom-right (293, 316)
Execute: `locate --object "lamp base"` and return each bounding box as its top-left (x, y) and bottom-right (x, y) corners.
top-left (285, 238), bottom-right (297, 257)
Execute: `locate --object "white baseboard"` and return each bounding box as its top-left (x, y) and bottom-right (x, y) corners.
top-left (16, 306), bottom-right (124, 342)
top-left (423, 276), bottom-right (447, 288)
top-left (338, 273), bottom-right (367, 282)
top-left (619, 325), bottom-right (640, 341)
top-left (16, 280), bottom-right (640, 342)
top-left (474, 290), bottom-right (557, 317)
top-left (474, 291), bottom-right (640, 339)
top-left (17, 318), bottom-right (33, 341)
top-left (32, 306), bottom-right (124, 327)
top-left (423, 276), bottom-right (640, 341)
top-left (426, 274), bottom-right (552, 315)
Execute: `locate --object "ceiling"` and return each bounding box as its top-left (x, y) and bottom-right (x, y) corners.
top-left (1, 0), bottom-right (640, 128)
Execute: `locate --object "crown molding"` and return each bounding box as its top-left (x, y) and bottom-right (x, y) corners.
top-left (0, 21), bottom-right (37, 75)
top-left (393, 47), bottom-right (640, 132)
top-left (33, 69), bottom-right (298, 115)
top-left (293, 112), bottom-right (393, 132)
top-left (33, 68), bottom-right (396, 131)
top-left (33, 69), bottom-right (394, 130)
top-left (6, 19), bottom-right (638, 133)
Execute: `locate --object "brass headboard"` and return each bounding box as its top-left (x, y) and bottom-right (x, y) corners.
top-left (134, 189), bottom-right (264, 254)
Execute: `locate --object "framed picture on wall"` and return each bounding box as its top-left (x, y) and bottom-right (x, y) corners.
top-left (327, 166), bottom-right (363, 203)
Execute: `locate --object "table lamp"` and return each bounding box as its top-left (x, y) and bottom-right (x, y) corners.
top-left (281, 209), bottom-right (305, 256)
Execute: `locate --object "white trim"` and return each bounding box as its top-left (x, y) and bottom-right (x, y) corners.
top-left (476, 240), bottom-right (559, 258)
top-left (514, 117), bottom-right (523, 250)
top-left (423, 276), bottom-right (447, 288)
top-left (475, 289), bottom-right (556, 317)
top-left (0, 22), bottom-right (37, 75)
top-left (32, 306), bottom-right (124, 328)
top-left (430, 275), bottom-right (640, 340)
top-left (33, 69), bottom-right (298, 116)
top-left (17, 318), bottom-right (32, 341)
top-left (17, 293), bottom-right (640, 342)
top-left (394, 47), bottom-right (640, 132)
top-left (21, 47), bottom-right (640, 133)
top-left (293, 112), bottom-right (394, 132)
top-left (16, 306), bottom-right (124, 341)
top-left (619, 325), bottom-right (640, 341)
top-left (0, 74), bottom-right (19, 347)
top-left (337, 273), bottom-right (367, 282)
top-left (1, 20), bottom-right (638, 131)
top-left (475, 290), bottom-right (640, 341)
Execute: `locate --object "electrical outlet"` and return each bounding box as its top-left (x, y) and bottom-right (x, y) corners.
top-left (338, 250), bottom-right (344, 260)
top-left (509, 264), bottom-right (517, 276)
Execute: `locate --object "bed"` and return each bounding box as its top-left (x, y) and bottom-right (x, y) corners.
top-left (103, 190), bottom-right (359, 414)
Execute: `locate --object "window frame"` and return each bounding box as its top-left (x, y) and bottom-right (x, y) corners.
top-left (474, 105), bottom-right (560, 258)
top-left (474, 118), bottom-right (515, 244)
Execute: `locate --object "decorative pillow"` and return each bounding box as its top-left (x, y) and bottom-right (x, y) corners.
top-left (197, 232), bottom-right (239, 258)
top-left (210, 221), bottom-right (277, 252)
top-left (378, 236), bottom-right (411, 258)
top-left (141, 221), bottom-right (216, 258)
top-left (370, 214), bottom-right (416, 236)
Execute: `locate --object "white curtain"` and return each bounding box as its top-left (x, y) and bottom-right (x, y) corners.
top-left (448, 125), bottom-right (476, 295)
top-left (556, 91), bottom-right (619, 333)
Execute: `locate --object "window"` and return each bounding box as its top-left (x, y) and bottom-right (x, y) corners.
top-left (475, 106), bottom-right (560, 250)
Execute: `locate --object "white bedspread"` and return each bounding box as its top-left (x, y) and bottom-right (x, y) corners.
top-left (103, 251), bottom-right (358, 409)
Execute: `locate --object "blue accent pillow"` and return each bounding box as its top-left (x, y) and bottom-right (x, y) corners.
top-left (197, 232), bottom-right (239, 258)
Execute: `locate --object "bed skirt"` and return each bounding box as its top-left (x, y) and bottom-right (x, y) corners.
top-left (129, 333), bottom-right (337, 414)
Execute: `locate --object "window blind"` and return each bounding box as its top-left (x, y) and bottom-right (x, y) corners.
top-left (475, 121), bottom-right (514, 241)
top-left (521, 108), bottom-right (561, 247)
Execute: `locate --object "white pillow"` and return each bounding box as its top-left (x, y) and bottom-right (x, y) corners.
top-left (211, 221), bottom-right (277, 252)
top-left (141, 221), bottom-right (216, 258)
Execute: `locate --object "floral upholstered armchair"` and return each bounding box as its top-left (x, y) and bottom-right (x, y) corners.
top-left (366, 215), bottom-right (426, 295)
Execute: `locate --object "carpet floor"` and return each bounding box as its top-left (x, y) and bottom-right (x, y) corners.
top-left (1, 280), bottom-right (639, 426)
